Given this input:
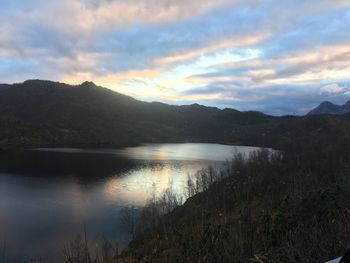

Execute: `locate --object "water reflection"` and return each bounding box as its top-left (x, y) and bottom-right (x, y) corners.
top-left (0, 143), bottom-right (260, 262)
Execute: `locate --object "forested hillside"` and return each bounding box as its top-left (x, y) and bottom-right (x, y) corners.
top-left (116, 111), bottom-right (350, 263)
top-left (0, 80), bottom-right (270, 149)
top-left (2, 80), bottom-right (350, 152)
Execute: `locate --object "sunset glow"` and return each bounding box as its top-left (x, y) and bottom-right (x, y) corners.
top-left (1, 0), bottom-right (350, 114)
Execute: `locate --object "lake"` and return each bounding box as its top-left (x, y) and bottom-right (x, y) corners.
top-left (0, 143), bottom-right (259, 262)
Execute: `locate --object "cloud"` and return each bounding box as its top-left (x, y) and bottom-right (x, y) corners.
top-left (320, 83), bottom-right (345, 94)
top-left (4, 0), bottom-right (232, 39)
top-left (84, 0), bottom-right (231, 26)
top-left (187, 43), bottom-right (350, 91)
top-left (153, 34), bottom-right (267, 67)
top-left (1, 0), bottom-right (350, 114)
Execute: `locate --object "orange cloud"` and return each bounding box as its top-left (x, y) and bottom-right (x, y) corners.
top-left (95, 69), bottom-right (161, 86)
top-left (186, 75), bottom-right (251, 85)
top-left (62, 68), bottom-right (161, 86)
top-left (164, 93), bottom-right (224, 101)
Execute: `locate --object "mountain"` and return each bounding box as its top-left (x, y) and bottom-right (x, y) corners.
top-left (0, 80), bottom-right (272, 149)
top-left (307, 100), bottom-right (350, 115)
top-left (3, 80), bottom-right (350, 151)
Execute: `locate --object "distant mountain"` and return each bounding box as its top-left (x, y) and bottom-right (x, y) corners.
top-left (308, 100), bottom-right (350, 115)
top-left (0, 80), bottom-right (272, 149)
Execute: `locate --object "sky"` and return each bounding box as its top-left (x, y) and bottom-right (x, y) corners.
top-left (1, 0), bottom-right (350, 115)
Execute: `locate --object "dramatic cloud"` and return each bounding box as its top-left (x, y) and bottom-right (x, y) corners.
top-left (1, 0), bottom-right (350, 115)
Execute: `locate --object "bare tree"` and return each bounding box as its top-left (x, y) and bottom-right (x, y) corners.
top-left (120, 206), bottom-right (137, 240)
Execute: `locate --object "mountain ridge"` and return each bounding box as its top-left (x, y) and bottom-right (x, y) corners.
top-left (2, 79), bottom-right (350, 151)
top-left (0, 79), bottom-right (272, 149)
top-left (308, 99), bottom-right (350, 115)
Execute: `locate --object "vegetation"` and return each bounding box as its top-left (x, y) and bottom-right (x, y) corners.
top-left (114, 117), bottom-right (350, 263)
top-left (63, 236), bottom-right (121, 263)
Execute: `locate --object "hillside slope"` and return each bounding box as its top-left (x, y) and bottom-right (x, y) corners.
top-left (117, 114), bottom-right (350, 263)
top-left (0, 80), bottom-right (271, 149)
top-left (2, 80), bottom-right (350, 151)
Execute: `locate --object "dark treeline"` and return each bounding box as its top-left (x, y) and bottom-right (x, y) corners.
top-left (112, 117), bottom-right (350, 263)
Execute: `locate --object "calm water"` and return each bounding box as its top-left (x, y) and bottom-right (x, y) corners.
top-left (0, 143), bottom-right (259, 262)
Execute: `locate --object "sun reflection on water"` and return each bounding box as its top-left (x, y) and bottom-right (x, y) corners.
top-left (103, 162), bottom-right (188, 206)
